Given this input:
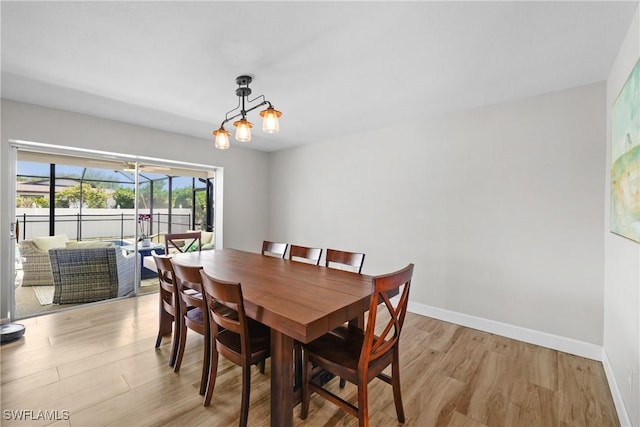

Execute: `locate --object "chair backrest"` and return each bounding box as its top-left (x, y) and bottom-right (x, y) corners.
top-left (360, 264), bottom-right (414, 370)
top-left (153, 253), bottom-right (176, 314)
top-left (200, 270), bottom-right (251, 360)
top-left (165, 232), bottom-right (202, 254)
top-left (289, 244), bottom-right (322, 265)
top-left (325, 249), bottom-right (365, 273)
top-left (261, 240), bottom-right (288, 259)
top-left (170, 260), bottom-right (205, 314)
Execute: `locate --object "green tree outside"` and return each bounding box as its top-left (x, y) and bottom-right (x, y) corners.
top-left (113, 187), bottom-right (135, 208)
top-left (171, 187), bottom-right (209, 228)
top-left (55, 184), bottom-right (107, 208)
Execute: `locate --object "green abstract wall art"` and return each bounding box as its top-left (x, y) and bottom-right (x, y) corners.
top-left (611, 57), bottom-right (640, 242)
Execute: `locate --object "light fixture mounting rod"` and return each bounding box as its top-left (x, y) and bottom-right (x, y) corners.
top-left (236, 87), bottom-right (252, 97)
top-left (219, 75), bottom-right (270, 127)
top-left (236, 75), bottom-right (252, 86)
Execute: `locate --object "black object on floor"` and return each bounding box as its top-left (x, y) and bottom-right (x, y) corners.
top-left (1, 323), bottom-right (26, 344)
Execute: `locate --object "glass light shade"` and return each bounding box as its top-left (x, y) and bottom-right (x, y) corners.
top-left (233, 118), bottom-right (253, 142)
top-left (213, 127), bottom-right (230, 149)
top-left (259, 106), bottom-right (282, 133)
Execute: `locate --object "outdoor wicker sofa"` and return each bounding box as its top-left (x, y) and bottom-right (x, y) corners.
top-left (49, 246), bottom-right (135, 304)
top-left (19, 235), bottom-right (117, 287)
top-left (19, 238), bottom-right (67, 286)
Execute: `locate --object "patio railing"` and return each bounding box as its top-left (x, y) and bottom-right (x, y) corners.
top-left (17, 211), bottom-right (193, 242)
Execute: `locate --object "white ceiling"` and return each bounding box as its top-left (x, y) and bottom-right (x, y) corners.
top-left (1, 1), bottom-right (638, 152)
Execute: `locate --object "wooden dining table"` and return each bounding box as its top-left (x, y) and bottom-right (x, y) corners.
top-left (172, 248), bottom-right (374, 427)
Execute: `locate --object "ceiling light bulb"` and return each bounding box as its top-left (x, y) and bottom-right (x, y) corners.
top-left (260, 106), bottom-right (282, 133)
top-left (213, 127), bottom-right (230, 149)
top-left (233, 118), bottom-right (253, 142)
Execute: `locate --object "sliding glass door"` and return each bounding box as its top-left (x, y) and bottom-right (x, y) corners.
top-left (11, 144), bottom-right (218, 319)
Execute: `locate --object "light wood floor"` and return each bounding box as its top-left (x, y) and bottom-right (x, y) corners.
top-left (0, 293), bottom-right (619, 427)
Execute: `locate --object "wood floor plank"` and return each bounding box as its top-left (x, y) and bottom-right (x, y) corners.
top-left (0, 293), bottom-right (620, 427)
top-left (557, 352), bottom-right (618, 427)
top-left (507, 378), bottom-right (558, 427)
top-left (407, 371), bottom-right (467, 426)
top-left (435, 328), bottom-right (489, 383)
top-left (455, 347), bottom-right (515, 426)
top-left (448, 410), bottom-right (490, 427)
top-left (425, 320), bottom-right (462, 353)
top-left (2, 369), bottom-right (130, 426)
top-left (1, 367), bottom-right (60, 397)
top-left (514, 342), bottom-right (558, 391)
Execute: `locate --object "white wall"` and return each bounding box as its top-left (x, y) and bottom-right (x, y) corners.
top-left (605, 5), bottom-right (640, 427)
top-left (269, 83), bottom-right (605, 346)
top-left (0, 99), bottom-right (270, 320)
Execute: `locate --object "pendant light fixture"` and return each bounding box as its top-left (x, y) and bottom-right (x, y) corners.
top-left (213, 75), bottom-right (282, 149)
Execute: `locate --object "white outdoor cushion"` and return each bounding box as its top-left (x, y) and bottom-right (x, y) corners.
top-left (65, 241), bottom-right (114, 249)
top-left (142, 256), bottom-right (158, 273)
top-left (142, 250), bottom-right (161, 273)
top-left (33, 234), bottom-right (69, 251)
top-left (201, 230), bottom-right (214, 245)
top-left (186, 230), bottom-right (214, 246)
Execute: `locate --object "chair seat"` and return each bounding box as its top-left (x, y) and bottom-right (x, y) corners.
top-left (187, 302), bottom-right (235, 324)
top-left (306, 326), bottom-right (390, 384)
top-left (217, 319), bottom-right (270, 359)
top-left (185, 307), bottom-right (205, 323)
top-left (306, 326), bottom-right (364, 371)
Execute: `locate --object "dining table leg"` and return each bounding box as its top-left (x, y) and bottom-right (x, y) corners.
top-left (270, 329), bottom-right (294, 427)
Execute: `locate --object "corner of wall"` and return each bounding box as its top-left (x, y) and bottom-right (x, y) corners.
top-left (602, 348), bottom-right (634, 427)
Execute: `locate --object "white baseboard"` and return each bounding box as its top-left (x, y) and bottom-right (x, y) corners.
top-left (602, 349), bottom-right (633, 427)
top-left (407, 301), bottom-right (602, 360)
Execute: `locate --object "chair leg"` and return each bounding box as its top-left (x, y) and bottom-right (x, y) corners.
top-left (239, 364), bottom-right (252, 427)
top-left (156, 308), bottom-right (172, 349)
top-left (300, 350), bottom-right (310, 420)
top-left (391, 349), bottom-right (405, 423)
top-left (173, 321), bottom-right (187, 372)
top-left (155, 333), bottom-right (163, 349)
top-left (258, 359), bottom-right (266, 374)
top-left (169, 319), bottom-right (180, 367)
top-left (357, 377), bottom-right (369, 427)
top-left (203, 343), bottom-right (219, 406)
top-left (294, 343), bottom-right (302, 389)
top-left (339, 377), bottom-right (346, 388)
top-left (199, 331), bottom-right (211, 396)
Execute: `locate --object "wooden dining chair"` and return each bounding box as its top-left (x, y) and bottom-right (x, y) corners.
top-left (325, 248), bottom-right (366, 387)
top-left (300, 263), bottom-right (414, 427)
top-left (165, 231), bottom-right (202, 254)
top-left (200, 270), bottom-right (271, 426)
top-left (325, 248), bottom-right (365, 273)
top-left (261, 240), bottom-right (288, 258)
top-left (152, 252), bottom-right (180, 367)
top-left (289, 244), bottom-right (322, 265)
top-left (170, 261), bottom-right (210, 396)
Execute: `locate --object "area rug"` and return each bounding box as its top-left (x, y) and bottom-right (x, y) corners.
top-left (32, 286), bottom-right (55, 305)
